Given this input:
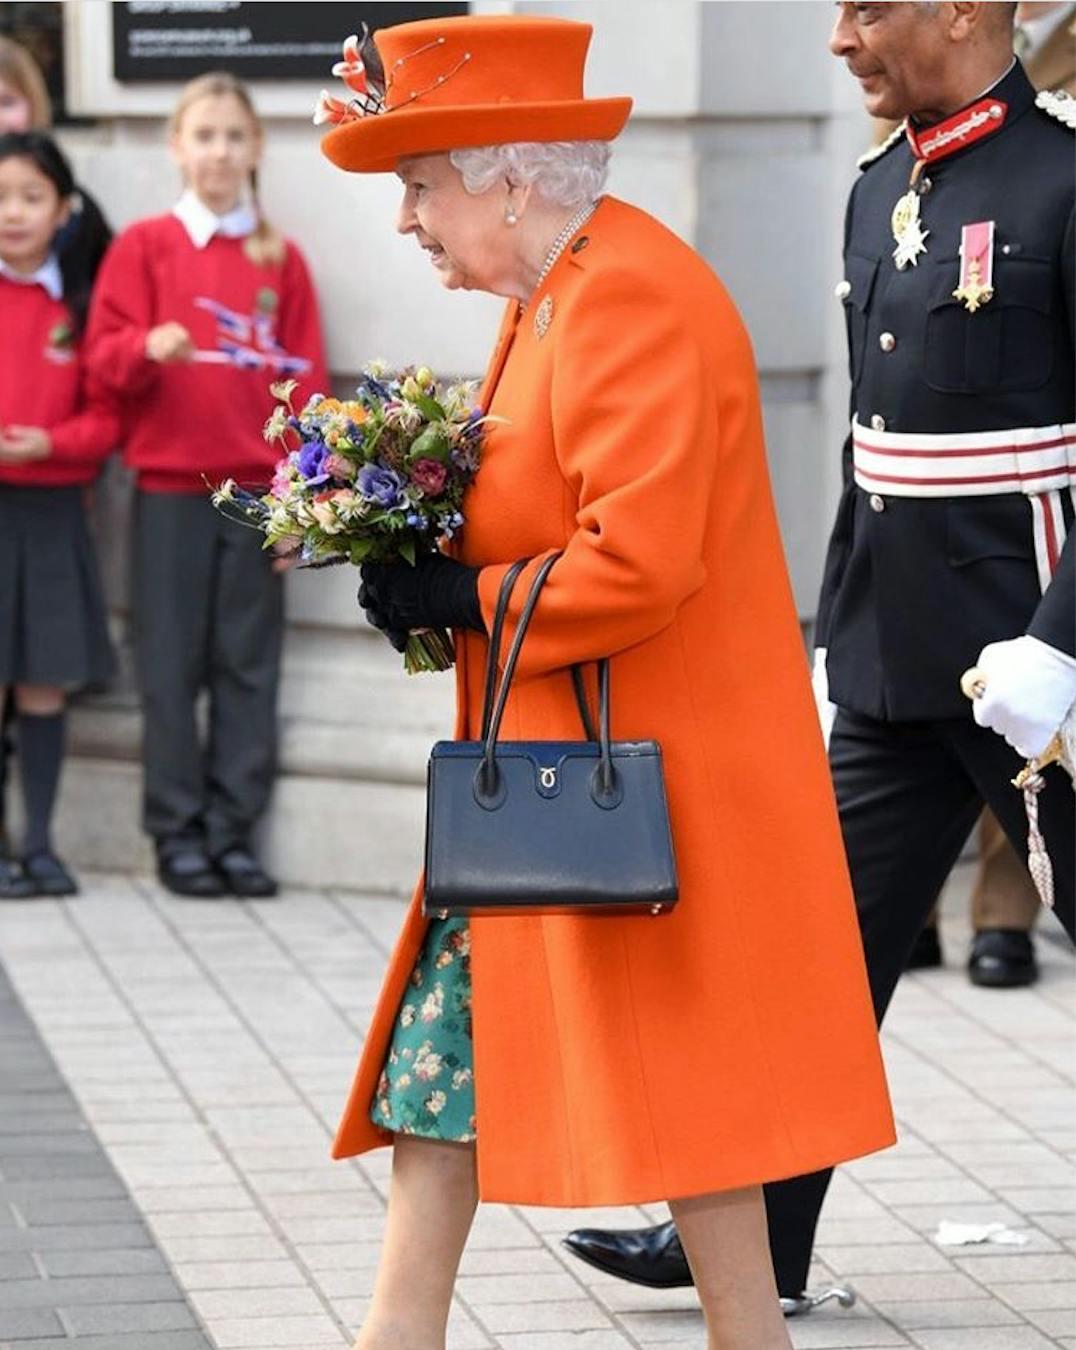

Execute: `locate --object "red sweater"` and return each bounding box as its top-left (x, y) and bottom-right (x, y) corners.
top-left (85, 214), bottom-right (329, 493)
top-left (0, 276), bottom-right (118, 487)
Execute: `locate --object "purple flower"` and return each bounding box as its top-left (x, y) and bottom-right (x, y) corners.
top-left (297, 439), bottom-right (331, 485)
top-left (357, 463), bottom-right (405, 508)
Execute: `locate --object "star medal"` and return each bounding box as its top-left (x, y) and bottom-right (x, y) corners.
top-left (952, 220), bottom-right (995, 313)
top-left (891, 189), bottom-right (929, 270)
top-left (256, 286), bottom-right (278, 315)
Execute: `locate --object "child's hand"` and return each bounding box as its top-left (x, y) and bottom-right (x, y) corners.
top-left (145, 322), bottom-right (194, 363)
top-left (0, 426), bottom-right (51, 462)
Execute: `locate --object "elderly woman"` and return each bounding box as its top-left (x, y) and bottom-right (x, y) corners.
top-left (320, 15), bottom-right (894, 1350)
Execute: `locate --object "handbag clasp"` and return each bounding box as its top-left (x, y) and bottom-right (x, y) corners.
top-left (539, 766), bottom-right (557, 790)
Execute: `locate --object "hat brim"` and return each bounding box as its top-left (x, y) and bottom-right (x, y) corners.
top-left (321, 97), bottom-right (632, 174)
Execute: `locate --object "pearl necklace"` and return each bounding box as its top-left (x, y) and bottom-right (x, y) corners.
top-left (535, 198), bottom-right (599, 290)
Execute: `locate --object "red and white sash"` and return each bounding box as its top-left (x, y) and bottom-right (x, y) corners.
top-left (852, 417), bottom-right (1076, 591)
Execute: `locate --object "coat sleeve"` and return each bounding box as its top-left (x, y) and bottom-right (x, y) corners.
top-left (476, 268), bottom-right (718, 679)
top-left (814, 182), bottom-right (862, 648)
top-left (48, 365), bottom-right (120, 466)
top-left (279, 243), bottom-right (330, 404)
top-left (1028, 531), bottom-right (1075, 657)
top-left (83, 227), bottom-right (161, 396)
top-left (813, 434), bottom-right (855, 647)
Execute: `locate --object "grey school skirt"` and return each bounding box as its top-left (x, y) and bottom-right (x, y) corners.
top-left (0, 485), bottom-right (114, 689)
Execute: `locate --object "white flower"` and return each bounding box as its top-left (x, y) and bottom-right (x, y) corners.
top-left (426, 1090), bottom-right (447, 1116)
top-left (451, 1068), bottom-right (472, 1090)
top-left (420, 984), bottom-right (445, 1024)
top-left (400, 1004), bottom-right (416, 1028)
top-left (210, 478), bottom-right (237, 506)
top-left (414, 1043), bottom-right (443, 1082)
top-left (263, 405), bottom-right (289, 443)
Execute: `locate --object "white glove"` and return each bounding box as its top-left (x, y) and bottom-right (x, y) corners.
top-left (812, 647), bottom-right (838, 749)
top-left (973, 634), bottom-right (1076, 760)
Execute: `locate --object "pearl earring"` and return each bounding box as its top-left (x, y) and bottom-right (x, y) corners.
top-left (505, 210), bottom-right (519, 226)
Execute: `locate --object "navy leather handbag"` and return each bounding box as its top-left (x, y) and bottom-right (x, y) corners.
top-left (423, 552), bottom-right (679, 918)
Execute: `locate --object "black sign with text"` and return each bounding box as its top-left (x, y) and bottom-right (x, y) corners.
top-left (112, 2), bottom-right (469, 82)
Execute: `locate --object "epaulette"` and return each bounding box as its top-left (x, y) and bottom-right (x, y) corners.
top-left (857, 120), bottom-right (907, 170)
top-left (1036, 89), bottom-right (1076, 130)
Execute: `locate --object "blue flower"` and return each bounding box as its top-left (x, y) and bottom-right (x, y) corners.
top-left (357, 463), bottom-right (405, 508)
top-left (297, 439), bottom-right (331, 485)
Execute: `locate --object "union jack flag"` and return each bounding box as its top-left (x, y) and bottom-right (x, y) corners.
top-left (192, 297), bottom-right (312, 374)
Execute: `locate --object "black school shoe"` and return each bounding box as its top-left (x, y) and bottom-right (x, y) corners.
top-left (24, 850), bottom-right (79, 896)
top-left (968, 929), bottom-right (1038, 988)
top-left (906, 925), bottom-right (944, 971)
top-left (213, 846), bottom-right (278, 899)
top-left (0, 855), bottom-right (36, 899)
top-left (157, 842), bottom-right (227, 898)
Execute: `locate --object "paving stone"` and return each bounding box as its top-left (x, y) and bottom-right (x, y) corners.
top-left (59, 1302), bottom-right (199, 1335)
top-left (0, 1308), bottom-right (65, 1339)
top-left (37, 1247), bottom-right (169, 1277)
top-left (909, 1328), bottom-right (1060, 1349)
top-left (202, 1313), bottom-right (348, 1346)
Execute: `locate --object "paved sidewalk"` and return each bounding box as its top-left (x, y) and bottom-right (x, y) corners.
top-left (0, 865), bottom-right (1072, 1350)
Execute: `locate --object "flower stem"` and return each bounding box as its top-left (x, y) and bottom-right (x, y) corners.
top-left (404, 628), bottom-right (455, 675)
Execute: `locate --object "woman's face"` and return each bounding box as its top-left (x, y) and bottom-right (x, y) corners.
top-left (395, 154), bottom-right (518, 295)
top-left (170, 92), bottom-right (262, 214)
top-left (0, 77), bottom-right (33, 134)
top-left (0, 155), bottom-right (68, 272)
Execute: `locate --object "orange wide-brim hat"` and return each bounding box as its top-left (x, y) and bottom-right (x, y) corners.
top-left (320, 15), bottom-right (632, 174)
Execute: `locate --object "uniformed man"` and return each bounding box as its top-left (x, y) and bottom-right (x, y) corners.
top-left (907, 0), bottom-right (1076, 989)
top-left (563, 0), bottom-right (1075, 1316)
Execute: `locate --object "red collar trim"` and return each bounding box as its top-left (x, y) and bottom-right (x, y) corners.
top-left (905, 96), bottom-right (1008, 165)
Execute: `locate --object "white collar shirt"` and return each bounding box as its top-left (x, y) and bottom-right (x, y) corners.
top-left (172, 189), bottom-right (258, 249)
top-left (0, 252), bottom-right (63, 302)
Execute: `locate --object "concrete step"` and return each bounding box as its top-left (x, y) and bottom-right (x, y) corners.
top-left (55, 623), bottom-right (456, 893)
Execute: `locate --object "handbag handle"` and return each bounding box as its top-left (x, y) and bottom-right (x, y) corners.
top-left (478, 554), bottom-right (615, 801)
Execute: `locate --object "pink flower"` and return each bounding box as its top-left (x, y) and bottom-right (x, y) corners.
top-left (324, 452), bottom-right (356, 482)
top-left (313, 89), bottom-right (355, 127)
top-left (410, 458), bottom-right (447, 496)
top-left (332, 35), bottom-right (368, 94)
top-left (270, 465), bottom-right (293, 499)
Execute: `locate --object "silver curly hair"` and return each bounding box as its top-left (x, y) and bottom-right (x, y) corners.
top-left (448, 141), bottom-right (612, 208)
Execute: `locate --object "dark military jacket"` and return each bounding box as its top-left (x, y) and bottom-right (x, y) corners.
top-left (817, 62), bottom-right (1075, 721)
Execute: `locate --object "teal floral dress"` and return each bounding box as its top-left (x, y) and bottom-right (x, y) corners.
top-left (371, 916), bottom-right (477, 1142)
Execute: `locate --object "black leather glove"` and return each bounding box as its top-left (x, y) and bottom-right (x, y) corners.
top-left (358, 554), bottom-right (486, 650)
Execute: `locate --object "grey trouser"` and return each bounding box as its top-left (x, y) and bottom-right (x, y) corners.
top-left (132, 491), bottom-right (283, 856)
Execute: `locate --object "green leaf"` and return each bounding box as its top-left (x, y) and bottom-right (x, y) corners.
top-left (349, 537), bottom-right (375, 564)
top-left (415, 394), bottom-right (446, 422)
top-left (397, 536), bottom-right (416, 565)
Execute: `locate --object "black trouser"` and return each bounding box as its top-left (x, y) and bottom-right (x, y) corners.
top-left (766, 708), bottom-right (1074, 1297)
top-left (132, 491), bottom-right (284, 858)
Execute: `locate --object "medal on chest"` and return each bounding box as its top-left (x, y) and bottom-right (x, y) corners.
top-left (952, 220), bottom-right (996, 312)
top-left (891, 183), bottom-right (929, 270)
top-left (891, 95), bottom-right (1009, 272)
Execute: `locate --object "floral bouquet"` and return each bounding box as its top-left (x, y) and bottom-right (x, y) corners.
top-left (211, 362), bottom-right (489, 674)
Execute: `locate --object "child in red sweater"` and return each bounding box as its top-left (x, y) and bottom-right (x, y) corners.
top-left (0, 132), bottom-right (117, 899)
top-left (86, 73), bottom-right (328, 899)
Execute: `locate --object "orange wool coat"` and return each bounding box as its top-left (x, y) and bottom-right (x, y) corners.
top-left (333, 196), bottom-right (895, 1206)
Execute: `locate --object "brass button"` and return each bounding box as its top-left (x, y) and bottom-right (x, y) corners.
top-left (869, 493), bottom-right (886, 513)
top-left (870, 414), bottom-right (886, 432)
top-left (834, 279), bottom-right (852, 300)
top-left (879, 332), bottom-right (896, 353)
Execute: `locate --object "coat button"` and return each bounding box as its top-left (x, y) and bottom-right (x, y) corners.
top-left (869, 493), bottom-right (886, 513)
top-left (870, 414), bottom-right (886, 432)
top-left (879, 332), bottom-right (896, 352)
top-left (834, 279), bottom-right (852, 300)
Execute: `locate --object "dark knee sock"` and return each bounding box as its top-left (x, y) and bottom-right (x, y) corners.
top-left (17, 711), bottom-right (65, 858)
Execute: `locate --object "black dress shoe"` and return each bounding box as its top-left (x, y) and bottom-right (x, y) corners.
top-left (906, 925), bottom-right (943, 971)
top-left (968, 929), bottom-right (1038, 988)
top-left (0, 855), bottom-right (36, 899)
top-left (563, 1220), bottom-right (693, 1289)
top-left (157, 846), bottom-right (226, 898)
top-left (213, 846), bottom-right (277, 898)
top-left (23, 850), bottom-right (78, 897)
